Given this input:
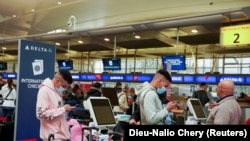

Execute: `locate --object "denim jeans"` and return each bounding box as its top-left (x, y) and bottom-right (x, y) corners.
top-left (1, 107), bottom-right (15, 117)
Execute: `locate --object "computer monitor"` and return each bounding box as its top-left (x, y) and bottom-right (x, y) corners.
top-left (57, 59), bottom-right (73, 70)
top-left (101, 87), bottom-right (119, 106)
top-left (187, 98), bottom-right (207, 121)
top-left (86, 97), bottom-right (117, 128)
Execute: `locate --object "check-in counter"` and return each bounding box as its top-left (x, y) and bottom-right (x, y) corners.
top-left (237, 99), bottom-right (250, 124)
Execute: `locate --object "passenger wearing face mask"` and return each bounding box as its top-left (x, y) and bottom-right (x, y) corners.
top-left (136, 69), bottom-right (178, 125)
top-left (114, 82), bottom-right (122, 94)
top-left (36, 70), bottom-right (74, 141)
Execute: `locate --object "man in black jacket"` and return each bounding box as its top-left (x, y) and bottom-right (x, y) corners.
top-left (85, 82), bottom-right (102, 100)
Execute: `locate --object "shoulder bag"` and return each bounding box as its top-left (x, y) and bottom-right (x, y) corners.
top-left (1, 88), bottom-right (13, 105)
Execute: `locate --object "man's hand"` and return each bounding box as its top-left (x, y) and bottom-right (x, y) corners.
top-left (64, 104), bottom-right (75, 112)
top-left (129, 119), bottom-right (140, 125)
top-left (165, 101), bottom-right (178, 112)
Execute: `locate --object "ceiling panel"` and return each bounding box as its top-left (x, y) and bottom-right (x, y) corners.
top-left (116, 39), bottom-right (173, 49)
top-left (176, 33), bottom-right (220, 45)
top-left (62, 44), bottom-right (113, 52)
top-left (0, 1), bottom-right (250, 62)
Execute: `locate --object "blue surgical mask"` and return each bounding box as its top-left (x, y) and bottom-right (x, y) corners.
top-left (56, 87), bottom-right (65, 94)
top-left (157, 86), bottom-right (166, 95)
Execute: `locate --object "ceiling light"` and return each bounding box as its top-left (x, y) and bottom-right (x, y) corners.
top-left (55, 42), bottom-right (60, 46)
top-left (12, 15), bottom-right (16, 18)
top-left (78, 40), bottom-right (83, 44)
top-left (191, 29), bottom-right (198, 33)
top-left (104, 38), bottom-right (110, 41)
top-left (57, 1), bottom-right (62, 5)
top-left (135, 35), bottom-right (141, 39)
top-left (2, 47), bottom-right (6, 50)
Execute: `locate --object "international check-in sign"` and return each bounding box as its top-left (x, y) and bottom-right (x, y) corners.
top-left (15, 39), bottom-right (55, 140)
top-left (220, 24), bottom-right (250, 46)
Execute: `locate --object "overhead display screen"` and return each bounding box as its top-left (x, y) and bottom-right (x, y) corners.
top-left (183, 75), bottom-right (195, 83)
top-left (102, 74), bottom-right (124, 81)
top-left (71, 74), bottom-right (80, 80)
top-left (246, 76), bottom-right (250, 85)
top-left (57, 59), bottom-right (73, 70)
top-left (172, 75), bottom-right (183, 83)
top-left (102, 58), bottom-right (121, 71)
top-left (2, 73), bottom-right (17, 79)
top-left (5, 72), bottom-right (250, 85)
top-left (133, 74), bottom-right (153, 82)
top-left (217, 75), bottom-right (245, 85)
top-left (195, 75), bottom-right (217, 84)
top-left (80, 74), bottom-right (101, 81)
top-left (0, 62), bottom-right (7, 70)
top-left (162, 55), bottom-right (186, 70)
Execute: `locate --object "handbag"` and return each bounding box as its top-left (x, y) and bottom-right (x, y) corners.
top-left (1, 88), bottom-right (13, 105)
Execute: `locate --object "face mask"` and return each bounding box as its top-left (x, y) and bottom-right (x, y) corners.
top-left (116, 88), bottom-right (122, 93)
top-left (56, 87), bottom-right (65, 94)
top-left (157, 86), bottom-right (166, 95)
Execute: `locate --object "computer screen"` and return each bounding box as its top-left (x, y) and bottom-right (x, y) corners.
top-left (161, 55), bottom-right (186, 70)
top-left (187, 98), bottom-right (207, 121)
top-left (0, 62), bottom-right (7, 70)
top-left (101, 87), bottom-right (119, 106)
top-left (87, 97), bottom-right (117, 127)
top-left (57, 59), bottom-right (73, 70)
top-left (102, 58), bottom-right (121, 71)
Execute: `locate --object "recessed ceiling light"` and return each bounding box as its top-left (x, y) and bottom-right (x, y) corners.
top-left (12, 15), bottom-right (16, 18)
top-left (135, 35), bottom-right (141, 39)
top-left (55, 42), bottom-right (60, 46)
top-left (191, 29), bottom-right (198, 33)
top-left (57, 1), bottom-right (62, 5)
top-left (2, 47), bottom-right (6, 50)
top-left (78, 40), bottom-right (83, 44)
top-left (104, 38), bottom-right (110, 41)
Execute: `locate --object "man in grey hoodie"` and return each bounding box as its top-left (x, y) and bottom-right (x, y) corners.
top-left (136, 69), bottom-right (178, 125)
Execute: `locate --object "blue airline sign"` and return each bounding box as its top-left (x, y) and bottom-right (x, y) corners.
top-left (217, 75), bottom-right (245, 85)
top-left (3, 72), bottom-right (250, 85)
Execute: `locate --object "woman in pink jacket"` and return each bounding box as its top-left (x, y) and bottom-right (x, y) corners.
top-left (36, 70), bottom-right (74, 141)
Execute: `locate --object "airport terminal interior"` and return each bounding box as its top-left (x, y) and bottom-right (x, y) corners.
top-left (0, 0), bottom-right (250, 140)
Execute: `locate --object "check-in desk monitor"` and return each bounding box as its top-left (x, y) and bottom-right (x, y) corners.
top-left (187, 98), bottom-right (207, 122)
top-left (87, 97), bottom-right (117, 128)
top-left (101, 87), bottom-right (119, 106)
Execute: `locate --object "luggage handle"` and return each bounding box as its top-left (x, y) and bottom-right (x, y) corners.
top-left (48, 134), bottom-right (54, 141)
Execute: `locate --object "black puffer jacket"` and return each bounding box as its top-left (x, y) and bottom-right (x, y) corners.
top-left (85, 87), bottom-right (102, 100)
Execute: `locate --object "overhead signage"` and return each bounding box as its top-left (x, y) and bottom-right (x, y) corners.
top-left (102, 58), bottom-right (121, 71)
top-left (162, 55), bottom-right (186, 70)
top-left (220, 24), bottom-right (250, 46)
top-left (217, 75), bottom-right (245, 85)
top-left (245, 76), bottom-right (250, 84)
top-left (195, 75), bottom-right (217, 84)
top-left (5, 72), bottom-right (250, 85)
top-left (183, 75), bottom-right (195, 83)
top-left (71, 74), bottom-right (80, 80)
top-left (133, 74), bottom-right (153, 82)
top-left (102, 74), bottom-right (124, 81)
top-left (172, 75), bottom-right (183, 83)
top-left (2, 73), bottom-right (17, 79)
top-left (16, 39), bottom-right (55, 140)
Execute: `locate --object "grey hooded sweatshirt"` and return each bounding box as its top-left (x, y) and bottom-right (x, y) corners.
top-left (136, 82), bottom-right (169, 125)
